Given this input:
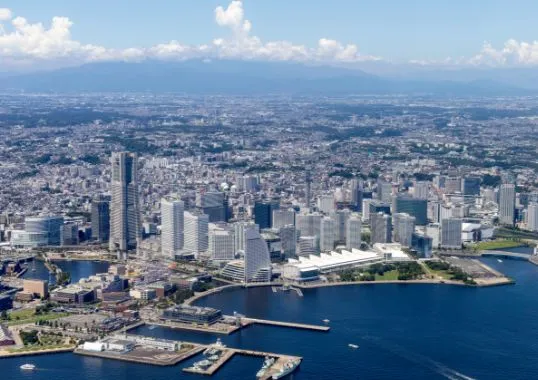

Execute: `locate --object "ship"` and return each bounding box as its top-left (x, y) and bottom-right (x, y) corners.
top-left (20, 364), bottom-right (36, 370)
top-left (256, 356), bottom-right (276, 378)
top-left (193, 359), bottom-right (213, 368)
top-left (348, 344), bottom-right (359, 349)
top-left (272, 358), bottom-right (301, 379)
top-left (322, 319), bottom-right (330, 324)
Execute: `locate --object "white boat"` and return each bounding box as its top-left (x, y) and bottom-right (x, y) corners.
top-left (272, 358), bottom-right (301, 379)
top-left (348, 344), bottom-right (359, 349)
top-left (148, 325), bottom-right (156, 330)
top-left (213, 338), bottom-right (226, 348)
top-left (322, 319), bottom-right (330, 324)
top-left (497, 259), bottom-right (503, 263)
top-left (20, 364), bottom-right (36, 370)
top-left (256, 356), bottom-right (276, 378)
top-left (194, 359), bottom-right (213, 368)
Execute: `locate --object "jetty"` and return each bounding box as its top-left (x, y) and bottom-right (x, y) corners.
top-left (241, 317), bottom-right (330, 332)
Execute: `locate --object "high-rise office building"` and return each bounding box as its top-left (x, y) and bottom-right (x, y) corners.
top-left (394, 195), bottom-right (427, 225)
top-left (272, 209), bottom-right (295, 229)
top-left (332, 209), bottom-right (351, 243)
top-left (91, 197), bottom-right (110, 242)
top-left (369, 201), bottom-right (391, 216)
top-left (279, 225), bottom-right (297, 258)
top-left (320, 217), bottom-right (336, 252)
top-left (441, 218), bottom-right (462, 249)
top-left (462, 176), bottom-right (481, 196)
top-left (234, 221), bottom-right (259, 252)
top-left (527, 203), bottom-right (538, 232)
top-left (296, 213), bottom-right (322, 238)
top-left (392, 213), bottom-right (415, 247)
top-left (377, 180), bottom-right (393, 203)
top-left (196, 191), bottom-right (226, 222)
top-left (346, 215), bottom-right (362, 250)
top-left (298, 235), bottom-right (319, 256)
top-left (26, 215), bottom-right (64, 246)
top-left (208, 226), bottom-right (235, 261)
top-left (109, 152), bottom-right (139, 253)
top-left (350, 178), bottom-right (364, 209)
top-left (183, 211), bottom-right (209, 255)
top-left (444, 176), bottom-right (462, 194)
top-left (237, 175), bottom-right (259, 192)
top-left (370, 212), bottom-right (392, 244)
top-left (318, 194), bottom-right (335, 214)
top-left (254, 200), bottom-right (280, 229)
top-left (160, 198), bottom-right (184, 258)
top-left (244, 228), bottom-right (271, 282)
top-left (499, 184), bottom-right (516, 226)
top-left (362, 199), bottom-right (373, 221)
top-left (411, 233), bottom-right (433, 258)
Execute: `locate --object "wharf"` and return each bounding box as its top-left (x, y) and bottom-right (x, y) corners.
top-left (149, 321), bottom-right (241, 335)
top-left (241, 317), bottom-right (330, 332)
top-left (75, 344), bottom-right (204, 366)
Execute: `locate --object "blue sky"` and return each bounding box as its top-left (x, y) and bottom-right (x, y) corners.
top-left (0, 0), bottom-right (537, 70)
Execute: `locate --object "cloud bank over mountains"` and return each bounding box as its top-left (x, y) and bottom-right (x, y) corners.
top-left (0, 1), bottom-right (537, 71)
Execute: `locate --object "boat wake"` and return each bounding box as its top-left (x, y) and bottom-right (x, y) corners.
top-left (362, 336), bottom-right (476, 380)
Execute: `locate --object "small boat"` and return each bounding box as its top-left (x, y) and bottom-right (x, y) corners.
top-left (322, 319), bottom-right (330, 324)
top-left (148, 325), bottom-right (156, 330)
top-left (213, 338), bottom-right (226, 348)
top-left (194, 359), bottom-right (212, 368)
top-left (497, 259), bottom-right (503, 263)
top-left (272, 358), bottom-right (301, 379)
top-left (348, 344), bottom-right (359, 349)
top-left (20, 364), bottom-right (36, 370)
top-left (207, 355), bottom-right (220, 361)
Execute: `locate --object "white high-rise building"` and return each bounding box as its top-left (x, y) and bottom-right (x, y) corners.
top-left (183, 211), bottom-right (209, 255)
top-left (298, 236), bottom-right (318, 256)
top-left (296, 213), bottom-right (322, 238)
top-left (346, 215), bottom-right (362, 250)
top-left (318, 194), bottom-right (335, 214)
top-left (413, 181), bottom-right (429, 199)
top-left (320, 217), bottom-right (335, 252)
top-left (499, 184), bottom-right (516, 226)
top-left (393, 213), bottom-right (415, 248)
top-left (527, 203), bottom-right (538, 232)
top-left (377, 180), bottom-right (393, 203)
top-left (244, 228), bottom-right (271, 282)
top-left (208, 226), bottom-right (235, 261)
top-left (332, 209), bottom-right (351, 243)
top-left (234, 221), bottom-right (259, 252)
top-left (272, 209), bottom-right (295, 229)
top-left (441, 218), bottom-right (462, 249)
top-left (109, 152), bottom-right (139, 253)
top-left (362, 199), bottom-right (373, 222)
top-left (370, 212), bottom-right (392, 244)
top-left (160, 198), bottom-right (184, 258)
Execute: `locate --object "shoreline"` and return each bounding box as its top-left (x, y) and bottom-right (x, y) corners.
top-left (0, 346), bottom-right (75, 359)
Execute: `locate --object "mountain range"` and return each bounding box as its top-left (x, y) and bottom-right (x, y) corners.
top-left (0, 60), bottom-right (536, 95)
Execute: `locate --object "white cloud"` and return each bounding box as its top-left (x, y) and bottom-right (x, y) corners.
top-left (0, 1), bottom-right (381, 71)
top-left (0, 8), bottom-right (11, 21)
top-left (469, 39), bottom-right (538, 66)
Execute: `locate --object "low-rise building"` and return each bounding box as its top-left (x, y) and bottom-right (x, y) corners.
top-left (161, 305), bottom-right (222, 325)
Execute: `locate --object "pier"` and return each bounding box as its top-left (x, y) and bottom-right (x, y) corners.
top-left (241, 317), bottom-right (330, 332)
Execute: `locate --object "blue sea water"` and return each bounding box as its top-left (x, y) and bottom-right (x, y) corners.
top-left (21, 259), bottom-right (109, 284)
top-left (5, 257), bottom-right (538, 380)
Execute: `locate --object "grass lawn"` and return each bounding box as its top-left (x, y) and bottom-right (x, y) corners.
top-left (7, 310), bottom-right (69, 326)
top-left (472, 240), bottom-right (525, 251)
top-left (7, 344), bottom-right (73, 353)
top-left (429, 269), bottom-right (454, 280)
top-left (374, 270), bottom-right (400, 281)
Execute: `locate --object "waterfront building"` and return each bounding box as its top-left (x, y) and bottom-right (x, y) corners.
top-left (426, 223), bottom-right (441, 249)
top-left (244, 227), bottom-right (272, 282)
top-left (161, 305), bottom-right (222, 325)
top-left (298, 235), bottom-right (319, 256)
top-left (370, 212), bottom-right (392, 244)
top-left (160, 198), bottom-right (184, 258)
top-left (234, 221), bottom-right (259, 252)
top-left (394, 195), bottom-right (427, 225)
top-left (527, 203), bottom-right (538, 232)
top-left (109, 152), bottom-right (139, 253)
top-left (91, 197), bottom-right (110, 242)
top-left (411, 233), bottom-right (433, 258)
top-left (23, 279), bottom-right (49, 299)
top-left (499, 184), bottom-right (516, 226)
top-left (441, 218), bottom-right (462, 249)
top-left (346, 215), bottom-right (362, 250)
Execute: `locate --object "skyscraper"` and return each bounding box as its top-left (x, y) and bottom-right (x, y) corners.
top-left (208, 226), bottom-right (235, 261)
top-left (392, 213), bottom-right (416, 248)
top-left (279, 225), bottom-right (297, 258)
top-left (196, 191), bottom-right (226, 222)
top-left (254, 200), bottom-right (280, 229)
top-left (346, 215), bottom-right (362, 250)
top-left (462, 176), bottom-right (481, 196)
top-left (413, 181), bottom-right (429, 199)
top-left (499, 184), bottom-right (516, 226)
top-left (332, 209), bottom-right (351, 243)
top-left (441, 218), bottom-right (462, 249)
top-left (350, 178), bottom-right (363, 209)
top-left (234, 221), bottom-right (259, 252)
top-left (160, 198), bottom-right (184, 258)
top-left (370, 212), bottom-right (392, 244)
top-left (320, 217), bottom-right (335, 252)
top-left (272, 209), bottom-right (296, 229)
top-left (183, 211), bottom-right (209, 255)
top-left (527, 203), bottom-right (538, 232)
top-left (109, 152), bottom-right (139, 253)
top-left (244, 228), bottom-right (271, 282)
top-left (377, 180), bottom-right (393, 203)
top-left (394, 194), bottom-right (427, 225)
top-left (318, 193), bottom-right (335, 214)
top-left (91, 197), bottom-right (110, 242)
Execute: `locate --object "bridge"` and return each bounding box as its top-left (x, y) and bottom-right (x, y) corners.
top-left (481, 250), bottom-right (532, 260)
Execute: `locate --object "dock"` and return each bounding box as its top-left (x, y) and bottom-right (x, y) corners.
top-left (182, 346), bottom-right (302, 379)
top-left (241, 317), bottom-right (330, 332)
